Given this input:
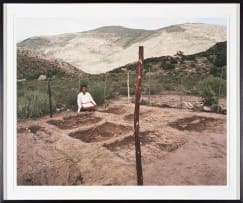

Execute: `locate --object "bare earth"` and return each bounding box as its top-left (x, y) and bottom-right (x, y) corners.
top-left (17, 97), bottom-right (226, 186)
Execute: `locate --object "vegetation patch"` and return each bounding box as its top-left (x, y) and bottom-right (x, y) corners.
top-left (197, 76), bottom-right (226, 105)
top-left (17, 90), bottom-right (55, 119)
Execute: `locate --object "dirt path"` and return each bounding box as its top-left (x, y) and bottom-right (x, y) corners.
top-left (17, 98), bottom-right (226, 185)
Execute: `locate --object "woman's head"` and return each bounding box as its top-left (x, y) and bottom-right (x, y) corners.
top-left (80, 84), bottom-right (87, 93)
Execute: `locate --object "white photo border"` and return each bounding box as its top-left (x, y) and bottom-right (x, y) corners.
top-left (3, 3), bottom-right (240, 200)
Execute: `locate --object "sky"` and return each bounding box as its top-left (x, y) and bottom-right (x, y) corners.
top-left (16, 5), bottom-right (227, 42)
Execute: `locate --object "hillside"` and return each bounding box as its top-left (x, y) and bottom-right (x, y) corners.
top-left (18, 23), bottom-right (226, 74)
top-left (110, 41), bottom-right (226, 78)
top-left (17, 47), bottom-right (86, 80)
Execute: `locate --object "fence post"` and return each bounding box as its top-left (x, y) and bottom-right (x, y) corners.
top-left (104, 74), bottom-right (106, 101)
top-left (48, 79), bottom-right (53, 118)
top-left (180, 76), bottom-right (183, 109)
top-left (127, 70), bottom-right (130, 104)
top-left (148, 65), bottom-right (151, 105)
top-left (134, 46), bottom-right (144, 185)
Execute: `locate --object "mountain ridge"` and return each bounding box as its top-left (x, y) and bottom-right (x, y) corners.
top-left (18, 23), bottom-right (226, 74)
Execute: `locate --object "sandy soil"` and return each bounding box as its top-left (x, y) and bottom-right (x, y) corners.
top-left (17, 97), bottom-right (226, 185)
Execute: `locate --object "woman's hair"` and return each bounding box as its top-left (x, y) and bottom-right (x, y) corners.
top-left (80, 84), bottom-right (87, 91)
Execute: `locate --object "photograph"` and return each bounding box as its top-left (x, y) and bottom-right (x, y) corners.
top-left (16, 8), bottom-right (227, 186)
top-left (2, 3), bottom-right (240, 200)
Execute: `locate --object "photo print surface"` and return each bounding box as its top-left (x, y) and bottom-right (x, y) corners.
top-left (16, 6), bottom-right (227, 186)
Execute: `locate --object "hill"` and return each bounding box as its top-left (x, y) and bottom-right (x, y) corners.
top-left (110, 41), bottom-right (226, 78)
top-left (18, 23), bottom-right (226, 74)
top-left (17, 47), bottom-right (86, 80)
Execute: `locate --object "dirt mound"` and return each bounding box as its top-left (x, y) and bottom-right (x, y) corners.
top-left (19, 162), bottom-right (84, 186)
top-left (104, 131), bottom-right (155, 151)
top-left (158, 141), bottom-right (186, 152)
top-left (124, 111), bottom-right (152, 121)
top-left (47, 114), bottom-right (102, 129)
top-left (168, 116), bottom-right (220, 132)
top-left (18, 125), bottom-right (44, 134)
top-left (69, 122), bottom-right (132, 143)
top-left (99, 107), bottom-right (126, 115)
top-left (104, 130), bottom-right (186, 163)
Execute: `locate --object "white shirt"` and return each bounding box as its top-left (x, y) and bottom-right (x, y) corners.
top-left (77, 92), bottom-right (96, 112)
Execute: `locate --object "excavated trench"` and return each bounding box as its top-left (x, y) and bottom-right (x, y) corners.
top-left (69, 122), bottom-right (132, 143)
top-left (47, 114), bottom-right (102, 130)
top-left (168, 116), bottom-right (221, 132)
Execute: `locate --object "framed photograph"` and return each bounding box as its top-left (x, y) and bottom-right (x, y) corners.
top-left (1, 1), bottom-right (241, 201)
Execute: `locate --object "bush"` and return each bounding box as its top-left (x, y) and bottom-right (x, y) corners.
top-left (214, 52), bottom-right (226, 67)
top-left (163, 63), bottom-right (175, 70)
top-left (79, 78), bottom-right (89, 88)
top-left (185, 55), bottom-right (196, 61)
top-left (210, 66), bottom-right (223, 77)
top-left (197, 76), bottom-right (226, 105)
top-left (170, 57), bottom-right (178, 64)
top-left (17, 91), bottom-right (56, 118)
top-left (89, 86), bottom-right (105, 105)
top-left (190, 63), bottom-right (196, 68)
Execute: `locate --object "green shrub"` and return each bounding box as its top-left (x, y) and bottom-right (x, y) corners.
top-left (197, 76), bottom-right (226, 105)
top-left (17, 91), bottom-right (56, 118)
top-left (89, 86), bottom-right (105, 105)
top-left (163, 63), bottom-right (175, 70)
top-left (190, 63), bottom-right (196, 68)
top-left (79, 78), bottom-right (89, 88)
top-left (170, 57), bottom-right (178, 64)
top-left (185, 55), bottom-right (196, 61)
top-left (214, 52), bottom-right (226, 67)
top-left (210, 66), bottom-right (226, 78)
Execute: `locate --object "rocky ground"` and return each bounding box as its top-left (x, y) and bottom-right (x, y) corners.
top-left (17, 97), bottom-right (226, 185)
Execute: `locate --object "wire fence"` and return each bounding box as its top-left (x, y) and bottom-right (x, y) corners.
top-left (17, 71), bottom-right (226, 119)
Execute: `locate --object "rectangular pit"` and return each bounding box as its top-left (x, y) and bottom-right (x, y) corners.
top-left (168, 116), bottom-right (222, 132)
top-left (47, 114), bottom-right (102, 130)
top-left (69, 122), bottom-right (132, 143)
top-left (104, 131), bottom-right (186, 162)
top-left (104, 131), bottom-right (155, 152)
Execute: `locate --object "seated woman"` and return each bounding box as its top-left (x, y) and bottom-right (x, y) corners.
top-left (77, 84), bottom-right (96, 112)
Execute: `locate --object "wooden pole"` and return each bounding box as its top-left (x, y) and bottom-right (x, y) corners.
top-left (104, 73), bottom-right (106, 101)
top-left (48, 80), bottom-right (53, 118)
top-left (127, 71), bottom-right (130, 103)
top-left (180, 76), bottom-right (183, 109)
top-left (134, 46), bottom-right (144, 185)
top-left (148, 65), bottom-right (151, 105)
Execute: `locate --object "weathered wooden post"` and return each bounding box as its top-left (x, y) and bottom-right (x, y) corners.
top-left (48, 79), bottom-right (53, 118)
top-left (104, 73), bottom-right (107, 102)
top-left (127, 70), bottom-right (130, 104)
top-left (148, 65), bottom-right (151, 105)
top-left (134, 46), bottom-right (144, 185)
top-left (180, 76), bottom-right (183, 109)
